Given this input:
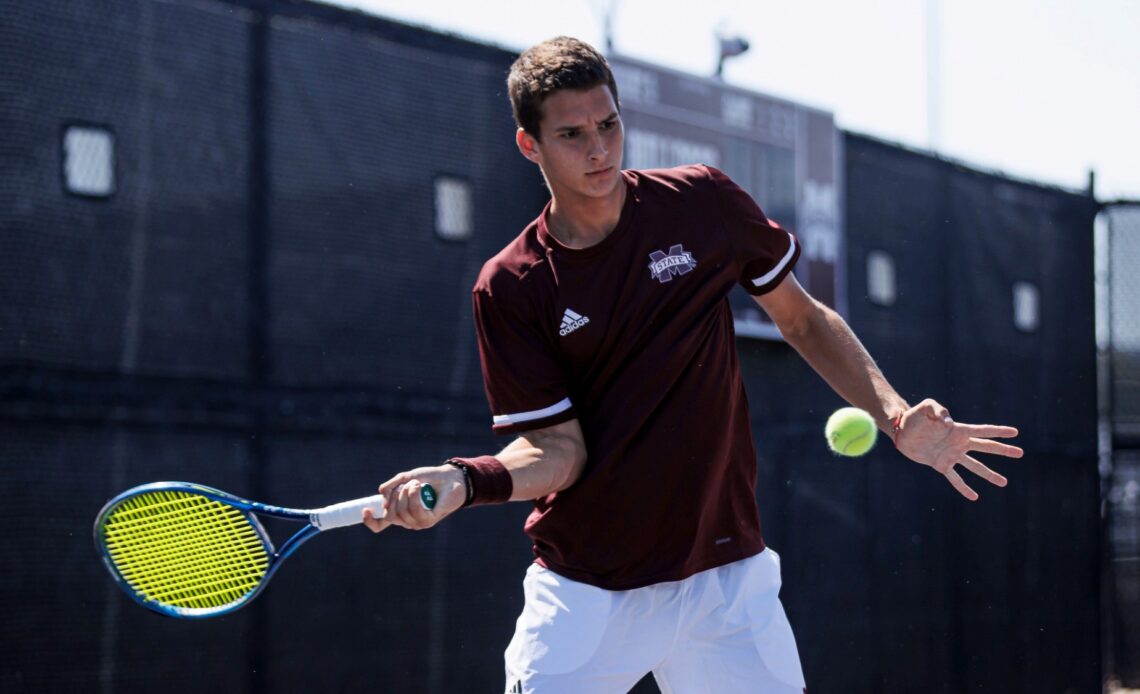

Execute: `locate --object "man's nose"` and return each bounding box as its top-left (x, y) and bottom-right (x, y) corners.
top-left (586, 131), bottom-right (607, 160)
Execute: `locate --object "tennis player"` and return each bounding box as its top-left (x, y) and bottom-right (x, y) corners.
top-left (364, 37), bottom-right (1023, 693)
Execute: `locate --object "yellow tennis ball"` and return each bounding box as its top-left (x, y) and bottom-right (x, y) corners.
top-left (825, 407), bottom-right (878, 456)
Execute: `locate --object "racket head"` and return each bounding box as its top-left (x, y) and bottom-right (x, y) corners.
top-left (94, 482), bottom-right (279, 618)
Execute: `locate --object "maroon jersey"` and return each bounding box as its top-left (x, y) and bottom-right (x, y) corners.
top-left (472, 165), bottom-right (800, 590)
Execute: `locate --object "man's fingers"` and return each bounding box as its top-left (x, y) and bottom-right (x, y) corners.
top-left (962, 424), bottom-right (1019, 439)
top-left (968, 437), bottom-right (1024, 459)
top-left (944, 468), bottom-right (979, 501)
top-left (378, 473), bottom-right (412, 498)
top-left (362, 508), bottom-right (389, 534)
top-left (959, 454), bottom-right (1007, 487)
top-left (389, 485), bottom-right (417, 528)
top-left (916, 398), bottom-right (951, 422)
top-left (399, 482), bottom-right (435, 527)
top-left (383, 482), bottom-right (437, 530)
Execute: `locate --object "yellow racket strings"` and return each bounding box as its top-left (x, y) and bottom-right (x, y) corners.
top-left (101, 491), bottom-right (270, 610)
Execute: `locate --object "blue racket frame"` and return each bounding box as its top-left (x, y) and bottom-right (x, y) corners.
top-left (94, 481), bottom-right (324, 619)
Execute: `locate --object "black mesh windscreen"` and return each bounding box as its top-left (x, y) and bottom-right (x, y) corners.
top-left (0, 423), bottom-right (254, 692)
top-left (266, 17), bottom-right (541, 392)
top-left (1, 0), bottom-right (252, 380)
top-left (828, 134), bottom-right (1100, 693)
top-left (260, 434), bottom-right (531, 692)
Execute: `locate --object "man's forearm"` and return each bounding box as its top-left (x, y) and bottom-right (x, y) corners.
top-left (363, 419), bottom-right (588, 534)
top-left (782, 300), bottom-right (909, 433)
top-left (495, 421), bottom-right (588, 501)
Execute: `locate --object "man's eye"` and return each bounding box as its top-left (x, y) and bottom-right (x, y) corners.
top-left (600, 120), bottom-right (615, 130)
top-left (561, 131), bottom-right (578, 139)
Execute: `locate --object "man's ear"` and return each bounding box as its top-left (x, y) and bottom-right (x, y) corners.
top-left (516, 128), bottom-right (541, 164)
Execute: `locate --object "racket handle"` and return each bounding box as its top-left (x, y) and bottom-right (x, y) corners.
top-left (310, 484), bottom-right (437, 530)
top-left (311, 494), bottom-right (387, 530)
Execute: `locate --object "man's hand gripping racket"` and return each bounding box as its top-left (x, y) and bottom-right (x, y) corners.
top-left (362, 465), bottom-right (468, 534)
top-left (94, 478), bottom-right (442, 619)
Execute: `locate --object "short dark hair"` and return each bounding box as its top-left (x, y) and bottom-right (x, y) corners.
top-left (507, 36), bottom-right (620, 140)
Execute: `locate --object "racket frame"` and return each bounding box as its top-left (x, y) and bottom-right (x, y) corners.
top-left (94, 481), bottom-right (329, 618)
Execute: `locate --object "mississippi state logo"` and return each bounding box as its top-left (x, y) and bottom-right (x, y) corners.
top-left (648, 244), bottom-right (697, 283)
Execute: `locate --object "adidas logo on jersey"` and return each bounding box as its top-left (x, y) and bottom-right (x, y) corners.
top-left (559, 308), bottom-right (590, 336)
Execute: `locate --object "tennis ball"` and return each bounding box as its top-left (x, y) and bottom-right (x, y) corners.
top-left (825, 407), bottom-right (878, 456)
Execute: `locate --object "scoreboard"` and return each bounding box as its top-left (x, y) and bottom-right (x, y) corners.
top-left (612, 56), bottom-right (845, 339)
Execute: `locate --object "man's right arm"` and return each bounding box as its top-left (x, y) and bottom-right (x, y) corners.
top-left (362, 418), bottom-right (587, 533)
top-left (496, 418), bottom-right (588, 500)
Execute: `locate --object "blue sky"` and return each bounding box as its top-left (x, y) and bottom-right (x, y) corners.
top-left (328, 0), bottom-right (1140, 200)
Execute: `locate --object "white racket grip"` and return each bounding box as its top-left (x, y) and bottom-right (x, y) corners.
top-left (310, 494), bottom-right (387, 530)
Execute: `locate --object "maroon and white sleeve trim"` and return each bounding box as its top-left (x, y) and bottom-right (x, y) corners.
top-left (492, 397), bottom-right (572, 428)
top-left (749, 231), bottom-right (799, 290)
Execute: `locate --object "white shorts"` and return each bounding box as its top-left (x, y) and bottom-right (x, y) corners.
top-left (504, 549), bottom-right (806, 693)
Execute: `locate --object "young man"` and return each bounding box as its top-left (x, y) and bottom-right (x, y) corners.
top-left (364, 37), bottom-right (1023, 693)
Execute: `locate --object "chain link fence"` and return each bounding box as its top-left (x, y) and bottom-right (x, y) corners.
top-left (1100, 202), bottom-right (1140, 688)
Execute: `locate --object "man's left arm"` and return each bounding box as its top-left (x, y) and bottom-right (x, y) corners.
top-left (756, 273), bottom-right (1023, 500)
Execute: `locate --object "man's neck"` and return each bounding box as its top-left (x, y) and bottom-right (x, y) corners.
top-left (547, 179), bottom-right (627, 250)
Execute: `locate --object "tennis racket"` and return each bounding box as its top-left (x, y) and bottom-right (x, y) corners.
top-left (93, 481), bottom-right (436, 618)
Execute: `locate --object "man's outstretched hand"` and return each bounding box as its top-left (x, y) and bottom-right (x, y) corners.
top-left (894, 399), bottom-right (1023, 500)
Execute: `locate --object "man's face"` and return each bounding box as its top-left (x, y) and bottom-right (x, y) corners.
top-left (517, 84), bottom-right (624, 201)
